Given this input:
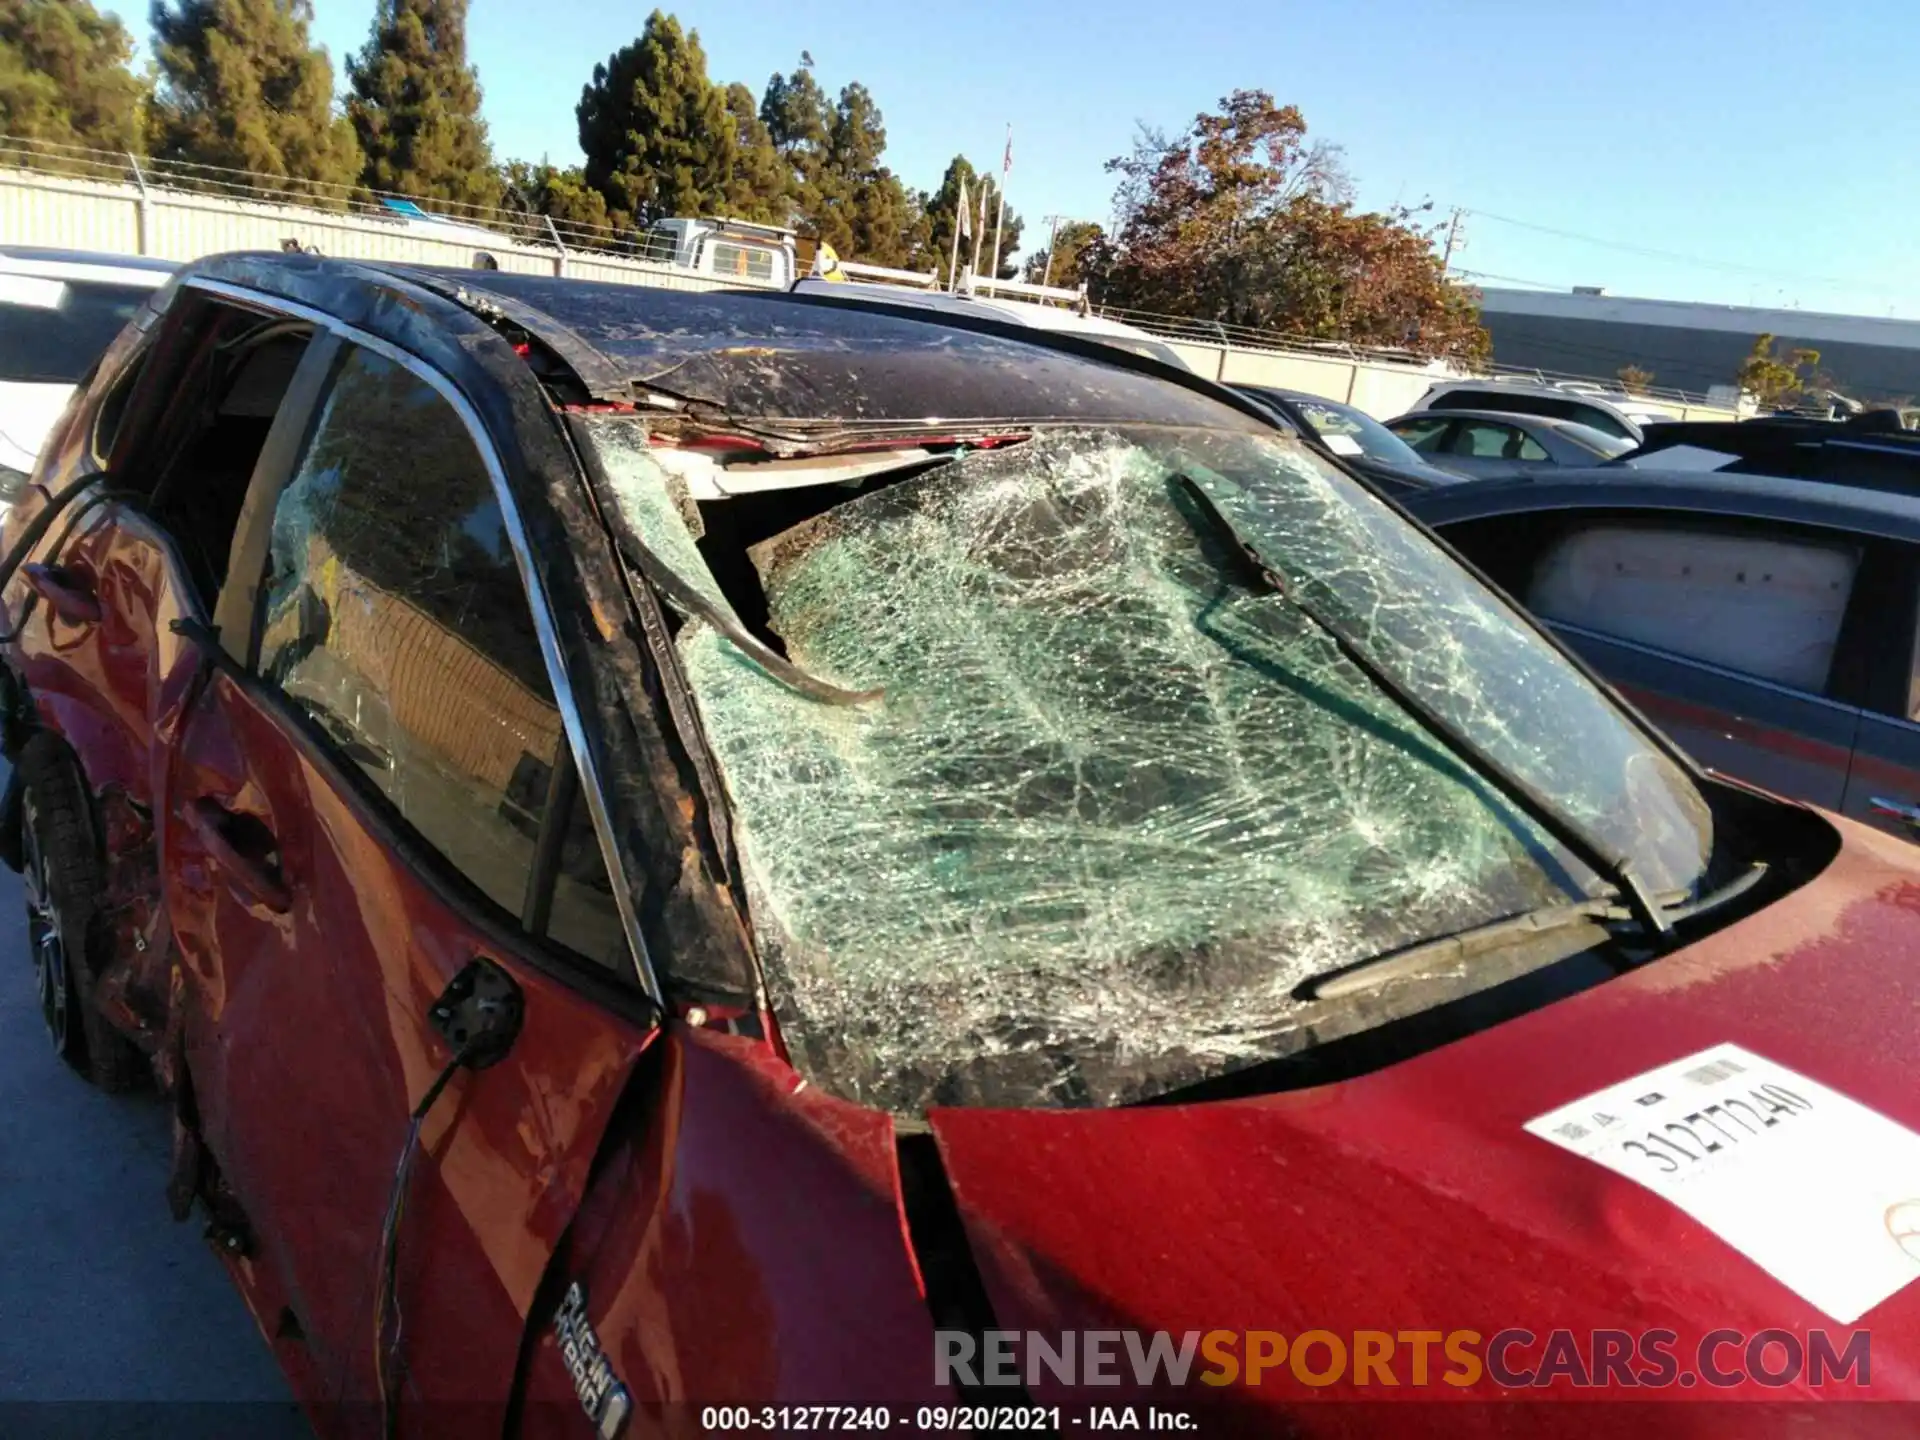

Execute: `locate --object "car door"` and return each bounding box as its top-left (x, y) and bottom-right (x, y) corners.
top-left (1837, 541), bottom-right (1920, 842)
top-left (163, 327), bottom-right (656, 1425)
top-left (1437, 508), bottom-right (1867, 810)
top-left (5, 289), bottom-right (325, 1039)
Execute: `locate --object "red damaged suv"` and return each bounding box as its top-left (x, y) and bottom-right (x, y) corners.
top-left (3, 255), bottom-right (1918, 1436)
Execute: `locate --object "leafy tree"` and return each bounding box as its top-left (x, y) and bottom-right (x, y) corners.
top-left (346, 0), bottom-right (500, 212)
top-left (0, 0), bottom-right (147, 154)
top-left (498, 158), bottom-right (611, 244)
top-left (720, 81), bottom-right (785, 224)
top-left (148, 0), bottom-right (362, 204)
top-left (1087, 90), bottom-right (1485, 363)
top-left (1737, 333), bottom-right (1822, 410)
top-left (1023, 219), bottom-right (1103, 287)
top-left (577, 10), bottom-right (734, 231)
top-left (914, 154), bottom-right (1022, 282)
top-left (1616, 364), bottom-right (1656, 394)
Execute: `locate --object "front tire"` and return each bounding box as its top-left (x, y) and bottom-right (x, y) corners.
top-left (17, 733), bottom-right (145, 1091)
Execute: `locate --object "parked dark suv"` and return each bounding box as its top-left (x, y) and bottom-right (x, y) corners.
top-left (2, 255), bottom-right (1915, 1433)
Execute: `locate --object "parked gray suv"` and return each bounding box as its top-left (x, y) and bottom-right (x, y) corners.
top-left (1409, 466), bottom-right (1920, 847)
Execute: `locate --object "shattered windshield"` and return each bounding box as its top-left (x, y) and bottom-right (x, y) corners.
top-left (586, 419), bottom-right (1713, 1113)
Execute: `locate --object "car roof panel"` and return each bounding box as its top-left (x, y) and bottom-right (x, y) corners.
top-left (1405, 465), bottom-right (1920, 542)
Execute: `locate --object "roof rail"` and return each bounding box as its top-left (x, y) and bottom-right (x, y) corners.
top-left (833, 259), bottom-right (942, 289)
top-left (960, 272), bottom-right (1090, 313)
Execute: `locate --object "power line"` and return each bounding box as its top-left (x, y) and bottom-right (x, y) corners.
top-left (1453, 267), bottom-right (1567, 290)
top-left (1459, 206), bottom-right (1911, 298)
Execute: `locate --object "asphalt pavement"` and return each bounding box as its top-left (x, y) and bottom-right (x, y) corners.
top-left (0, 792), bottom-right (309, 1435)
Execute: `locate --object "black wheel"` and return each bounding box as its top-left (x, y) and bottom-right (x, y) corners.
top-left (16, 733), bottom-right (146, 1091)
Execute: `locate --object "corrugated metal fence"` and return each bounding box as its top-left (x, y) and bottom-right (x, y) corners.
top-left (0, 143), bottom-right (1742, 422)
top-left (0, 162), bottom-right (768, 294)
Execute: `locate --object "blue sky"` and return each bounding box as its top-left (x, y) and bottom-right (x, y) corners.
top-left (283, 1), bottom-right (1913, 317)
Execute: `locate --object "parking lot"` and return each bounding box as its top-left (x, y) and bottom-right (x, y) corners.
top-left (0, 784), bottom-right (303, 1431)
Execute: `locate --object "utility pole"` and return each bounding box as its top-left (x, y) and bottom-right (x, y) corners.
top-left (1440, 207), bottom-right (1463, 275)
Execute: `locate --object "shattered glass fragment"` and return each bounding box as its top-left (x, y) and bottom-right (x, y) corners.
top-left (591, 421), bottom-right (1713, 1114)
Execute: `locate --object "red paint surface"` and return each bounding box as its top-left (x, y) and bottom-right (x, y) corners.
top-left (930, 817), bottom-right (1920, 1427)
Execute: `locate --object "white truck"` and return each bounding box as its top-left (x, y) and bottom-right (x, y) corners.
top-left (640, 218), bottom-right (799, 287)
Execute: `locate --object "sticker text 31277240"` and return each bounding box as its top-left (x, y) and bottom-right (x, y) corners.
top-left (1527, 1043), bottom-right (1920, 1324)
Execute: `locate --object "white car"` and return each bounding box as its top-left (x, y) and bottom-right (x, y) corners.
top-left (0, 247), bottom-right (176, 496)
top-left (1409, 378), bottom-right (1673, 443)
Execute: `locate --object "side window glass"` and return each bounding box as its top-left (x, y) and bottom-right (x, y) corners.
top-left (1393, 417), bottom-right (1451, 452)
top-left (257, 345), bottom-right (625, 968)
top-left (1528, 523), bottom-right (1861, 693)
top-left (1572, 406), bottom-right (1632, 440)
top-left (1454, 422), bottom-right (1517, 458)
top-left (1515, 431), bottom-right (1549, 461)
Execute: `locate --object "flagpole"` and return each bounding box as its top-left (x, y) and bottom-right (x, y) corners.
top-left (989, 190), bottom-right (1006, 287)
top-left (968, 178), bottom-right (987, 288)
top-left (948, 180), bottom-right (966, 291)
top-left (988, 124), bottom-right (1010, 288)
top-left (990, 127), bottom-right (1021, 293)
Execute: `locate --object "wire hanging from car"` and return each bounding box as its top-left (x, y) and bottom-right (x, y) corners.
top-left (372, 958), bottom-right (525, 1438)
top-left (373, 1038), bottom-right (475, 1438)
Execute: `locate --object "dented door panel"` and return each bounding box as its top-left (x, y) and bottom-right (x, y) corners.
top-left (168, 665), bottom-right (653, 1428)
top-left (10, 500), bottom-right (208, 1042)
top-left (12, 501), bottom-right (196, 802)
top-left (514, 1028), bottom-right (953, 1432)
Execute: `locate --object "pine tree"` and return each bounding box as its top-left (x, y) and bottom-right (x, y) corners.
top-left (821, 84), bottom-right (918, 265)
top-left (0, 0), bottom-right (147, 155)
top-left (149, 0), bottom-right (362, 205)
top-left (346, 0), bottom-right (500, 212)
top-left (760, 63), bottom-right (923, 266)
top-left (720, 82), bottom-right (785, 225)
top-left (576, 10), bottom-right (733, 231)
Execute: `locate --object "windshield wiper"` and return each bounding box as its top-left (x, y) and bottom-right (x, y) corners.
top-left (1173, 471), bottom-right (1672, 936)
top-left (1301, 860), bottom-right (1768, 1001)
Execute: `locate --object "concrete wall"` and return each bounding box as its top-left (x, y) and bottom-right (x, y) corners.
top-left (1168, 339), bottom-right (1456, 419)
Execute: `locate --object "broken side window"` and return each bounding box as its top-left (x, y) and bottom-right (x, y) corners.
top-left (257, 345), bottom-right (625, 968)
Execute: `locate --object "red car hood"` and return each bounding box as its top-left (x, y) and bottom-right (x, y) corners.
top-left (927, 818), bottom-right (1920, 1420)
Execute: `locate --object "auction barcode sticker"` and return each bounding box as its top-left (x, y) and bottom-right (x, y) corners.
top-left (1526, 1043), bottom-right (1920, 1322)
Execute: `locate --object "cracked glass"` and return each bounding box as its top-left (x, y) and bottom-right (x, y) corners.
top-left (590, 420), bottom-right (1714, 1112)
top-left (258, 346), bottom-right (625, 966)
